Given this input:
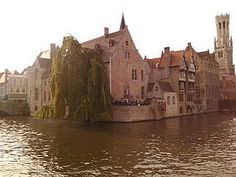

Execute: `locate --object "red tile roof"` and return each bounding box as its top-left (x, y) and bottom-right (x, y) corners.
top-left (145, 57), bottom-right (161, 68)
top-left (159, 50), bottom-right (184, 68)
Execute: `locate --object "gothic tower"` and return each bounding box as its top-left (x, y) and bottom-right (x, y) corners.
top-left (215, 14), bottom-right (234, 79)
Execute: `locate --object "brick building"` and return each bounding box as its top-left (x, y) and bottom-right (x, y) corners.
top-left (197, 51), bottom-right (220, 112)
top-left (27, 44), bottom-right (58, 115)
top-left (82, 15), bottom-right (148, 103)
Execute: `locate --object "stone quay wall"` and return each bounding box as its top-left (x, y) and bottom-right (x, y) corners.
top-left (112, 105), bottom-right (162, 122)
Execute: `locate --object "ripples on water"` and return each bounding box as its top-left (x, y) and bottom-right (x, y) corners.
top-left (0, 113), bottom-right (236, 176)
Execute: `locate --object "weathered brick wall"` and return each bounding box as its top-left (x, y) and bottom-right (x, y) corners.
top-left (0, 101), bottom-right (29, 115)
top-left (110, 28), bottom-right (147, 101)
top-left (112, 105), bottom-right (160, 122)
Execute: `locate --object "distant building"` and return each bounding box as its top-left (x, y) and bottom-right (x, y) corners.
top-left (220, 75), bottom-right (236, 100)
top-left (0, 69), bottom-right (27, 100)
top-left (82, 14), bottom-right (148, 102)
top-left (214, 14), bottom-right (234, 79)
top-left (197, 50), bottom-right (220, 112)
top-left (27, 44), bottom-right (58, 115)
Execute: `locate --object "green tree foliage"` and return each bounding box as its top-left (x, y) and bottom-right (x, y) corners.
top-left (49, 36), bottom-right (112, 121)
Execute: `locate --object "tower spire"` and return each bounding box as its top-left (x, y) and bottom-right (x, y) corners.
top-left (120, 13), bottom-right (126, 30)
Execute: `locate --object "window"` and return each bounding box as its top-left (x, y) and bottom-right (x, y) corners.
top-left (16, 88), bottom-right (19, 92)
top-left (35, 69), bottom-right (38, 79)
top-left (125, 52), bottom-right (129, 59)
top-left (179, 94), bottom-right (184, 102)
top-left (141, 86), bottom-right (145, 99)
top-left (180, 107), bottom-right (183, 114)
top-left (44, 91), bottom-right (46, 102)
top-left (22, 88), bottom-right (25, 93)
top-left (219, 22), bottom-right (221, 29)
top-left (124, 86), bottom-right (129, 98)
top-left (223, 21), bottom-right (225, 29)
top-left (35, 88), bottom-right (38, 100)
top-left (141, 70), bottom-right (144, 81)
top-left (179, 82), bottom-right (185, 90)
top-left (196, 91), bottom-right (200, 98)
top-left (109, 40), bottom-right (114, 47)
top-left (105, 66), bottom-right (108, 77)
top-left (180, 71), bottom-right (185, 78)
top-left (34, 105), bottom-right (38, 111)
top-left (218, 51), bottom-right (223, 58)
top-left (132, 69), bottom-right (137, 80)
top-left (125, 40), bottom-right (129, 46)
top-left (188, 82), bottom-right (194, 91)
top-left (155, 86), bottom-right (158, 91)
top-left (167, 96), bottom-right (170, 105)
top-left (187, 94), bottom-right (193, 101)
top-left (172, 96), bottom-right (175, 104)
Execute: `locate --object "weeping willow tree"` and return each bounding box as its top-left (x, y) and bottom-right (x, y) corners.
top-left (48, 36), bottom-right (112, 121)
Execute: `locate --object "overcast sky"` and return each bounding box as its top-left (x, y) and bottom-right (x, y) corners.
top-left (0, 0), bottom-right (235, 72)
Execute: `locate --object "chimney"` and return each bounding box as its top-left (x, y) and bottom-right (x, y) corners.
top-left (104, 27), bottom-right (109, 37)
top-left (187, 42), bottom-right (192, 47)
top-left (50, 43), bottom-right (56, 59)
top-left (164, 47), bottom-right (170, 53)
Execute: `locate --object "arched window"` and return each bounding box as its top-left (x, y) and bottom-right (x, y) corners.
top-left (219, 22), bottom-right (221, 29)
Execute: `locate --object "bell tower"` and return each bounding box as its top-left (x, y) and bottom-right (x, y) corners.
top-left (215, 14), bottom-right (234, 79)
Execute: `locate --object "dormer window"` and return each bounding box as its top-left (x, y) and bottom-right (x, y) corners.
top-left (109, 40), bottom-right (114, 47)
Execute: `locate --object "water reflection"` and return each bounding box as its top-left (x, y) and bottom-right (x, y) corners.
top-left (0, 113), bottom-right (236, 176)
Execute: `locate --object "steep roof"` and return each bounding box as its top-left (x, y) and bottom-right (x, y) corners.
top-left (145, 58), bottom-right (161, 68)
top-left (159, 81), bottom-right (175, 92)
top-left (38, 58), bottom-right (52, 69)
top-left (9, 70), bottom-right (19, 75)
top-left (120, 13), bottom-right (126, 30)
top-left (39, 50), bottom-right (51, 59)
top-left (21, 66), bottom-right (31, 75)
top-left (82, 30), bottom-right (124, 62)
top-left (159, 50), bottom-right (183, 68)
top-left (197, 50), bottom-right (216, 61)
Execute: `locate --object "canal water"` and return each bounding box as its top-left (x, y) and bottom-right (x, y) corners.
top-left (0, 113), bottom-right (236, 176)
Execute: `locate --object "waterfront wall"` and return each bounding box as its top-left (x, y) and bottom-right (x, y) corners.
top-left (112, 105), bottom-right (162, 122)
top-left (0, 101), bottom-right (29, 115)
